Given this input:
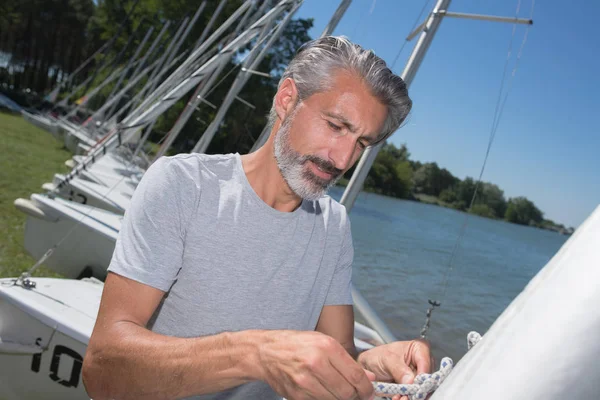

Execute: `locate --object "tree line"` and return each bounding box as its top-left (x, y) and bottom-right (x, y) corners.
top-left (348, 143), bottom-right (573, 234)
top-left (0, 0), bottom-right (95, 94)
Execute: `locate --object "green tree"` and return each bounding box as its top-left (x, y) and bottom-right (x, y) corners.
top-left (412, 162), bottom-right (458, 196)
top-left (364, 143), bottom-right (413, 198)
top-left (505, 196), bottom-right (544, 226)
top-left (478, 182), bottom-right (507, 218)
top-left (0, 0), bottom-right (95, 94)
top-left (469, 204), bottom-right (496, 218)
top-left (438, 187), bottom-right (458, 204)
top-left (454, 177), bottom-right (476, 209)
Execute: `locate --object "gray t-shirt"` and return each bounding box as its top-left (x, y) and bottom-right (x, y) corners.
top-left (108, 153), bottom-right (354, 399)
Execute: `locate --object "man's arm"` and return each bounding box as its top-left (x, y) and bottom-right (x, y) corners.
top-left (315, 304), bottom-right (358, 359)
top-left (83, 274), bottom-right (375, 400)
top-left (82, 272), bottom-right (262, 400)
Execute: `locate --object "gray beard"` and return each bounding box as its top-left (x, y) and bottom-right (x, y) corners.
top-left (273, 110), bottom-right (342, 201)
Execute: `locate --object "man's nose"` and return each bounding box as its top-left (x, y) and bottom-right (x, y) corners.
top-left (328, 134), bottom-right (356, 171)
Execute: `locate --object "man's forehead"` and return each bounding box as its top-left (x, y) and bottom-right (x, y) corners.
top-left (311, 73), bottom-right (387, 138)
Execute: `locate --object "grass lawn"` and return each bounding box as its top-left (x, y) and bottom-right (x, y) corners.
top-left (0, 111), bottom-right (70, 279)
top-left (413, 193), bottom-right (452, 208)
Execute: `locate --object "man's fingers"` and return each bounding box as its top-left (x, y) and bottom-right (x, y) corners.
top-left (411, 340), bottom-right (433, 375)
top-left (293, 373), bottom-right (338, 400)
top-left (363, 369), bottom-right (376, 381)
top-left (328, 351), bottom-right (374, 400)
top-left (383, 360), bottom-right (415, 385)
top-left (315, 361), bottom-right (367, 400)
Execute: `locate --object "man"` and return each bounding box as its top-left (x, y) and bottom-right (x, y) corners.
top-left (83, 36), bottom-right (432, 400)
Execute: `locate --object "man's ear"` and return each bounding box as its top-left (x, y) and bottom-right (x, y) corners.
top-left (274, 78), bottom-right (299, 121)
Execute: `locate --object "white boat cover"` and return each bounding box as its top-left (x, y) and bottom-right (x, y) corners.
top-left (432, 204), bottom-right (600, 399)
top-left (0, 277), bottom-right (102, 400)
top-left (23, 194), bottom-right (120, 278)
top-left (0, 277), bottom-right (103, 345)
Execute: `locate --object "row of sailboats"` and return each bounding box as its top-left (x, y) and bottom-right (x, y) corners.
top-left (4, 0), bottom-right (600, 399)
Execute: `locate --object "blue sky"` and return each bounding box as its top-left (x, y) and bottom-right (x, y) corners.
top-left (294, 0), bottom-right (599, 228)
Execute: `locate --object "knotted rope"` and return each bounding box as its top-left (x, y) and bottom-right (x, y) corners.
top-left (372, 331), bottom-right (482, 400)
top-left (467, 331), bottom-right (481, 350)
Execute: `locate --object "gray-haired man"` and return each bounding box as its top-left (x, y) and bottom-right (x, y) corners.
top-left (83, 36), bottom-right (432, 400)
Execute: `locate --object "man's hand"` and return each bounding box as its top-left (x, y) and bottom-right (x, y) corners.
top-left (357, 339), bottom-right (433, 400)
top-left (257, 330), bottom-right (376, 400)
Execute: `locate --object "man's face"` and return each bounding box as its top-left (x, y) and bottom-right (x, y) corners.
top-left (274, 70), bottom-right (388, 201)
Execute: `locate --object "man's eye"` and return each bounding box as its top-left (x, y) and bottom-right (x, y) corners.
top-left (357, 141), bottom-right (368, 150)
top-left (327, 121), bottom-right (342, 132)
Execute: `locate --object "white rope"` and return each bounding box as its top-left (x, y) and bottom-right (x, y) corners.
top-left (467, 331), bottom-right (482, 350)
top-left (372, 331), bottom-right (482, 400)
top-left (373, 357), bottom-right (453, 400)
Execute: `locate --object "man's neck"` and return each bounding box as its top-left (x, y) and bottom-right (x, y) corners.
top-left (241, 142), bottom-right (302, 213)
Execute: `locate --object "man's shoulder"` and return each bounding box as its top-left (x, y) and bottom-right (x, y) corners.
top-left (158, 152), bottom-right (238, 170)
top-left (315, 193), bottom-right (351, 231)
top-left (152, 153), bottom-right (239, 183)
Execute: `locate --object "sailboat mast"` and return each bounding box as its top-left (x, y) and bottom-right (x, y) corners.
top-left (340, 0), bottom-right (451, 212)
top-left (193, 0), bottom-right (229, 51)
top-left (100, 21), bottom-right (173, 124)
top-left (103, 26), bottom-right (155, 108)
top-left (190, 2), bottom-right (303, 154)
top-left (150, 0), bottom-right (269, 160)
top-left (321, 0), bottom-right (353, 37)
top-left (130, 1), bottom-right (254, 121)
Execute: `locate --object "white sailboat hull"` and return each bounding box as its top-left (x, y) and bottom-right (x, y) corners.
top-left (73, 152), bottom-right (145, 179)
top-left (21, 110), bottom-right (62, 139)
top-left (61, 126), bottom-right (97, 154)
top-left (49, 176), bottom-right (132, 215)
top-left (57, 153), bottom-right (142, 197)
top-left (18, 194), bottom-right (120, 279)
top-left (48, 152), bottom-right (144, 213)
top-left (431, 204), bottom-right (600, 399)
top-left (0, 277), bottom-right (102, 400)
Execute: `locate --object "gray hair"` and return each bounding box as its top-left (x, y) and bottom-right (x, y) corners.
top-left (268, 35), bottom-right (411, 144)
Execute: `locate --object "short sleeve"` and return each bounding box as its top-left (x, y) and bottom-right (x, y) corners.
top-left (324, 217), bottom-right (354, 306)
top-left (108, 156), bottom-right (200, 291)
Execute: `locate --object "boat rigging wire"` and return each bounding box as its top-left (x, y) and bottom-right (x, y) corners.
top-left (420, 0), bottom-right (536, 338)
top-left (350, 0), bottom-right (377, 40)
top-left (391, 0), bottom-right (433, 70)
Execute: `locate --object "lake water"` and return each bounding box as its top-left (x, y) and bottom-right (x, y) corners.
top-left (328, 186), bottom-right (569, 364)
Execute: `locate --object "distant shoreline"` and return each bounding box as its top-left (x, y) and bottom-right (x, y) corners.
top-left (335, 179), bottom-right (574, 236)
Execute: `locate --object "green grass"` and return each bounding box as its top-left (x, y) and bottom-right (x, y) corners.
top-left (413, 193), bottom-right (452, 208)
top-left (0, 112), bottom-right (70, 278)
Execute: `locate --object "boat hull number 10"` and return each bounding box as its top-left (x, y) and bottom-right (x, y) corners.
top-left (31, 338), bottom-right (84, 389)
